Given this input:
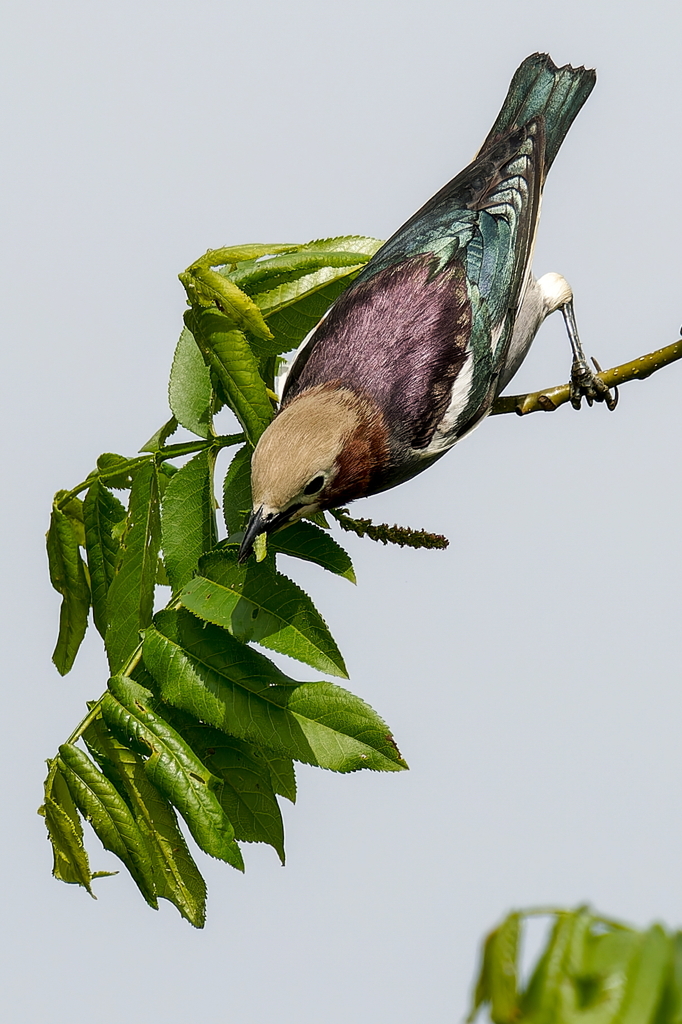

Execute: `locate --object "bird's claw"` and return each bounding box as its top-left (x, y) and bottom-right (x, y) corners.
top-left (569, 356), bottom-right (618, 411)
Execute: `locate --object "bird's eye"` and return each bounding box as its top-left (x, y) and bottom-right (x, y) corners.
top-left (303, 475), bottom-right (325, 496)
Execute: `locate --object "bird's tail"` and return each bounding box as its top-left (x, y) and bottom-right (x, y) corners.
top-left (479, 53), bottom-right (596, 174)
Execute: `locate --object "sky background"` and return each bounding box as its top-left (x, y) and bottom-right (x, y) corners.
top-left (2, 1), bottom-right (681, 1021)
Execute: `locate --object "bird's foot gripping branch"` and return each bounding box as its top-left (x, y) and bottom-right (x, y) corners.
top-left (42, 238), bottom-right (453, 927)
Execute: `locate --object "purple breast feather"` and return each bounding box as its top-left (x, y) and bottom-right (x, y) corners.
top-left (283, 255), bottom-right (472, 450)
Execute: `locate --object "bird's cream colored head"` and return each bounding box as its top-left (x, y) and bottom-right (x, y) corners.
top-left (239, 384), bottom-right (387, 562)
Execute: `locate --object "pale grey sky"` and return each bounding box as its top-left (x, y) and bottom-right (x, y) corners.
top-left (2, 2), bottom-right (681, 1022)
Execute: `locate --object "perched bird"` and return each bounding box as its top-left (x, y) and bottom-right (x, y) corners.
top-left (239, 53), bottom-right (616, 562)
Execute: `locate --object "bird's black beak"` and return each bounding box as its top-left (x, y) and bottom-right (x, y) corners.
top-left (238, 505), bottom-right (266, 564)
top-left (238, 503), bottom-right (304, 563)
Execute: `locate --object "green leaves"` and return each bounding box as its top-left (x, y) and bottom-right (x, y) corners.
top-left (83, 714), bottom-right (206, 926)
top-left (180, 264), bottom-right (273, 341)
top-left (58, 741), bottom-right (158, 907)
top-left (142, 609), bottom-right (406, 773)
top-left (47, 500), bottom-right (91, 675)
top-left (104, 676), bottom-right (244, 869)
top-left (45, 232), bottom-right (411, 925)
top-left (468, 907), bottom-right (676, 1024)
top-left (173, 720), bottom-right (285, 862)
top-left (180, 550), bottom-right (348, 678)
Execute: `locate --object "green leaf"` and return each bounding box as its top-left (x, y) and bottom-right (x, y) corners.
top-left (180, 549), bottom-right (347, 678)
top-left (57, 742), bottom-right (158, 908)
top-left (174, 720), bottom-right (285, 863)
top-left (577, 924), bottom-right (640, 1022)
top-left (191, 243), bottom-right (300, 267)
top-left (105, 462), bottom-right (161, 673)
top-left (468, 928), bottom-right (495, 1023)
top-left (488, 913), bottom-right (520, 1024)
top-left (83, 480), bottom-right (126, 637)
top-left (253, 262), bottom-right (366, 320)
top-left (168, 328), bottom-right (212, 438)
top-left (521, 911), bottom-right (581, 1019)
top-left (97, 452), bottom-right (143, 489)
top-left (655, 932), bottom-right (682, 1024)
top-left (140, 416), bottom-right (179, 453)
top-left (142, 608), bottom-right (407, 773)
top-left (161, 449), bottom-right (217, 592)
top-left (266, 276), bottom-right (362, 355)
top-left (246, 238), bottom-right (381, 324)
top-left (180, 264), bottom-right (273, 341)
top-left (297, 235), bottom-right (384, 256)
top-left (47, 502), bottom-right (91, 675)
top-left (184, 307), bottom-right (273, 447)
top-left (229, 248), bottom-right (372, 299)
top-left (54, 490), bottom-right (87, 547)
top-left (102, 676), bottom-right (243, 869)
top-left (41, 760), bottom-right (95, 894)
top-left (222, 445), bottom-right (252, 536)
top-left (83, 715), bottom-right (206, 927)
top-left (257, 750), bottom-right (296, 803)
top-left (269, 520), bottom-right (356, 582)
top-left (618, 925), bottom-right (671, 1024)
top-left (468, 912), bottom-right (521, 1024)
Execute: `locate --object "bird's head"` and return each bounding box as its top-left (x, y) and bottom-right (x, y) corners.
top-left (238, 384), bottom-right (387, 562)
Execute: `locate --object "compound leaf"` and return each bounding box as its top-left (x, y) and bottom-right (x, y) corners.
top-left (102, 676), bottom-right (243, 869)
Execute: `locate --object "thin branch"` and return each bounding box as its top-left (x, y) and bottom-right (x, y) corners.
top-left (56, 433), bottom-right (245, 509)
top-left (491, 338), bottom-right (682, 417)
top-left (64, 642), bottom-right (144, 745)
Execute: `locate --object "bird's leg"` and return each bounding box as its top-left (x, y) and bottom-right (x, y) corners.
top-left (561, 299), bottom-right (618, 411)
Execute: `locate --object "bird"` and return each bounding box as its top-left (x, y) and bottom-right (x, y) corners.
top-left (239, 53), bottom-right (616, 563)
